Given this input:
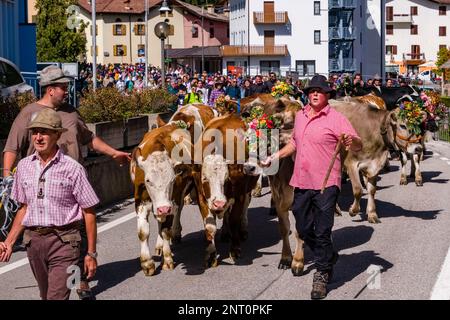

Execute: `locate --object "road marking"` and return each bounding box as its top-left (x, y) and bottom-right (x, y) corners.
top-left (430, 245), bottom-right (450, 300)
top-left (0, 212), bottom-right (136, 276)
top-left (440, 157), bottom-right (449, 161)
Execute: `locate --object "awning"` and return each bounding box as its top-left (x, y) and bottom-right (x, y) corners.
top-left (419, 61), bottom-right (436, 68)
top-left (166, 46), bottom-right (221, 59)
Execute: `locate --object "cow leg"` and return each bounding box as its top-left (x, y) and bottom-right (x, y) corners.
top-left (291, 231), bottom-right (305, 277)
top-left (412, 153), bottom-right (423, 186)
top-left (274, 187), bottom-right (295, 270)
top-left (228, 204), bottom-right (243, 262)
top-left (239, 193), bottom-right (252, 242)
top-left (347, 162), bottom-right (362, 216)
top-left (159, 220), bottom-right (174, 271)
top-left (155, 234), bottom-right (163, 256)
top-left (366, 176), bottom-right (380, 224)
top-left (137, 201), bottom-right (155, 276)
top-left (251, 174), bottom-right (263, 197)
top-left (400, 152), bottom-right (408, 185)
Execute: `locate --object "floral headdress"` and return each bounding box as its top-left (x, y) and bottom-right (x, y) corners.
top-left (271, 82), bottom-right (294, 99)
top-left (398, 101), bottom-right (425, 135)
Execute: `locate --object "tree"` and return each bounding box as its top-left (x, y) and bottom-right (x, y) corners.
top-left (36, 0), bottom-right (87, 62)
top-left (435, 47), bottom-right (450, 79)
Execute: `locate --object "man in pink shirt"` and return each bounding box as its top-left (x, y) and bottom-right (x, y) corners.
top-left (262, 75), bottom-right (362, 299)
top-left (0, 109), bottom-right (99, 300)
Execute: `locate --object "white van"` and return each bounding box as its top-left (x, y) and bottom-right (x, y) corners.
top-left (417, 70), bottom-right (432, 82)
top-left (0, 57), bottom-right (34, 97)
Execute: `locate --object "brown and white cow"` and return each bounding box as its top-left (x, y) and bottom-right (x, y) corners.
top-left (193, 114), bottom-right (260, 267)
top-left (130, 104), bottom-right (215, 276)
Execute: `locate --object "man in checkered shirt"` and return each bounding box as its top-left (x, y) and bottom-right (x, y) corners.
top-left (0, 108), bottom-right (99, 300)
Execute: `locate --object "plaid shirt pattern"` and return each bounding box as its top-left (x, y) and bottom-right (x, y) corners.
top-left (11, 149), bottom-right (99, 227)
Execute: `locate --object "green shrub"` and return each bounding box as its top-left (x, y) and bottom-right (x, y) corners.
top-left (0, 91), bottom-right (37, 138)
top-left (78, 88), bottom-right (177, 123)
top-left (78, 87), bottom-right (136, 123)
top-left (132, 88), bottom-right (177, 114)
top-left (441, 96), bottom-right (450, 109)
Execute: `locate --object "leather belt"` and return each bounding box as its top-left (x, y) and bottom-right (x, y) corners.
top-left (28, 221), bottom-right (81, 235)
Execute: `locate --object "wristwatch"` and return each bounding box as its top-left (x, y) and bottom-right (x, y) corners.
top-left (86, 251), bottom-right (98, 259)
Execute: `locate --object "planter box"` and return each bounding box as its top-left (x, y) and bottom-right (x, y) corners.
top-left (86, 120), bottom-right (125, 150)
top-left (124, 116), bottom-right (149, 147)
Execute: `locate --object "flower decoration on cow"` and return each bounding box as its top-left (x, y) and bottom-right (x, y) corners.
top-left (271, 82), bottom-right (294, 99)
top-left (422, 90), bottom-right (448, 121)
top-left (215, 94), bottom-right (237, 115)
top-left (243, 105), bottom-right (282, 157)
top-left (398, 101), bottom-right (426, 136)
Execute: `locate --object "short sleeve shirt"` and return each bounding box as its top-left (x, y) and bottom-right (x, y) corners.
top-left (3, 102), bottom-right (94, 163)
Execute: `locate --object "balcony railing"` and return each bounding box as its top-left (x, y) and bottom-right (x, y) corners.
top-left (329, 0), bottom-right (356, 10)
top-left (403, 53), bottom-right (426, 61)
top-left (329, 27), bottom-right (357, 40)
top-left (253, 12), bottom-right (289, 24)
top-left (221, 45), bottom-right (289, 57)
top-left (387, 14), bottom-right (413, 24)
top-left (329, 58), bottom-right (356, 72)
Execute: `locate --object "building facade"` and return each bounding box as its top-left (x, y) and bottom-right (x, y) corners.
top-left (0, 0), bottom-right (36, 73)
top-left (222, 0), bottom-right (385, 79)
top-left (385, 0), bottom-right (450, 76)
top-left (77, 0), bottom-right (228, 72)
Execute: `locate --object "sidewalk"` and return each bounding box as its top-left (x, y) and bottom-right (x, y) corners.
top-left (426, 140), bottom-right (450, 159)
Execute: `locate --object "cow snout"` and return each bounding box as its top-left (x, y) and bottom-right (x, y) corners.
top-left (212, 200), bottom-right (226, 210)
top-left (157, 206), bottom-right (172, 215)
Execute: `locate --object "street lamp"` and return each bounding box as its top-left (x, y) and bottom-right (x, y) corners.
top-left (159, 0), bottom-right (171, 13)
top-left (154, 21), bottom-right (170, 88)
top-left (145, 0), bottom-right (148, 87)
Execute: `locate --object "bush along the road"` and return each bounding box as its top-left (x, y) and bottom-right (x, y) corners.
top-left (78, 87), bottom-right (177, 123)
top-left (132, 88), bottom-right (177, 115)
top-left (0, 91), bottom-right (37, 139)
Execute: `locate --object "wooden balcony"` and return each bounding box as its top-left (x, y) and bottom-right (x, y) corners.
top-left (253, 12), bottom-right (289, 24)
top-left (221, 45), bottom-right (289, 57)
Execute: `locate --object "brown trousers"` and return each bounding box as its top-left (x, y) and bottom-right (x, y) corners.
top-left (23, 228), bottom-right (81, 300)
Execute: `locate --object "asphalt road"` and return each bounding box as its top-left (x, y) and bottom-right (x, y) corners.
top-left (1, 141), bottom-right (450, 301)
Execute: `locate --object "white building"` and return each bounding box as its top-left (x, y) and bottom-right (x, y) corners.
top-left (385, 0), bottom-right (450, 76)
top-left (222, 0), bottom-right (386, 79)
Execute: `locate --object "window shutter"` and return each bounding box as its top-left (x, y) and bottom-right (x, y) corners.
top-left (393, 45), bottom-right (397, 55)
top-left (113, 25), bottom-right (116, 35)
top-left (113, 45), bottom-right (117, 56)
top-left (122, 25), bottom-right (126, 35)
top-left (169, 24), bottom-right (174, 36)
top-left (133, 25), bottom-right (137, 35)
top-left (123, 46), bottom-right (127, 56)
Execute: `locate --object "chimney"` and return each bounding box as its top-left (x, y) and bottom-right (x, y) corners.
top-left (206, 4), bottom-right (214, 14)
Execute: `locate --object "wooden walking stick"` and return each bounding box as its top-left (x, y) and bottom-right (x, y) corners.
top-left (321, 134), bottom-right (344, 194)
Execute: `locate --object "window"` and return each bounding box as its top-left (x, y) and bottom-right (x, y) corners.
top-left (260, 60), bottom-right (280, 75)
top-left (410, 6), bottom-right (418, 16)
top-left (192, 25), bottom-right (199, 38)
top-left (386, 45), bottom-right (397, 55)
top-left (439, 26), bottom-right (446, 36)
top-left (314, 1), bottom-right (320, 15)
top-left (137, 45), bottom-right (145, 57)
top-left (135, 24), bottom-right (145, 36)
top-left (386, 25), bottom-right (393, 35)
top-left (439, 6), bottom-right (446, 15)
top-left (314, 30), bottom-right (321, 44)
top-left (386, 6), bottom-right (393, 21)
top-left (0, 61), bottom-right (23, 87)
top-left (296, 60), bottom-right (315, 76)
top-left (411, 45), bottom-right (420, 59)
top-left (113, 24), bottom-right (126, 36)
top-left (113, 45), bottom-right (127, 56)
top-left (410, 25), bottom-right (418, 35)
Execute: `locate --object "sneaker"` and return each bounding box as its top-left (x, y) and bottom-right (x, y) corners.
top-left (311, 271), bottom-right (329, 300)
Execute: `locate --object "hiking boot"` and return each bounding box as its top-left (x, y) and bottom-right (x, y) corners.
top-left (311, 271), bottom-right (329, 300)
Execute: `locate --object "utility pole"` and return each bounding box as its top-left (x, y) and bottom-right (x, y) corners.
top-left (92, 0), bottom-right (97, 91)
top-left (145, 0), bottom-right (148, 87)
top-left (201, 5), bottom-right (205, 73)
